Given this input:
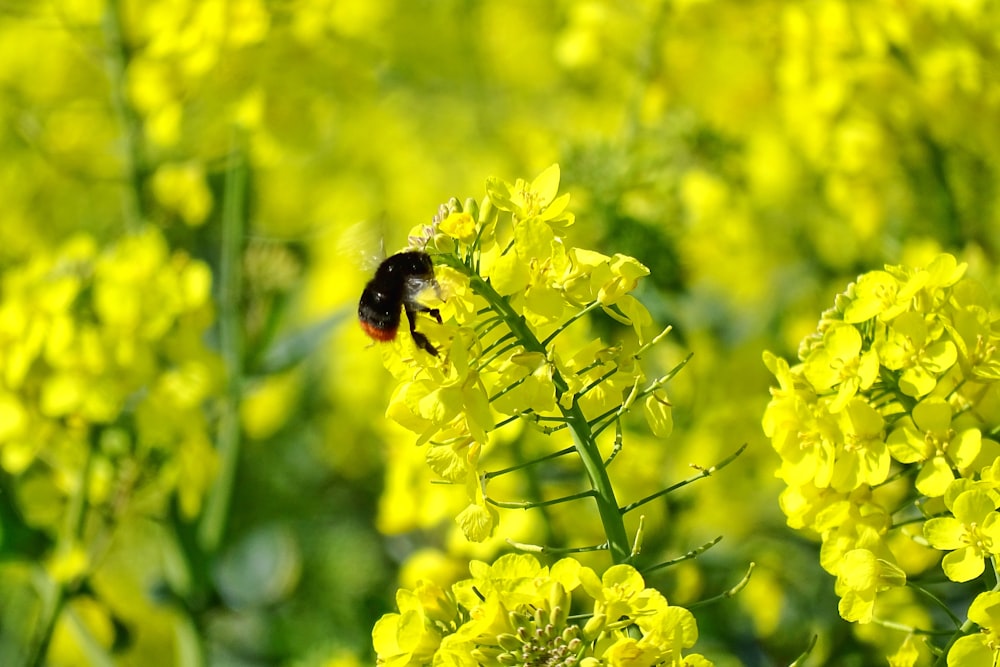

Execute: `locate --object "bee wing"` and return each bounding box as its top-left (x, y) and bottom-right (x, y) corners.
top-left (337, 220), bottom-right (386, 272)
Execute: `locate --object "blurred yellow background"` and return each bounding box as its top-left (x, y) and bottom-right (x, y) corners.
top-left (0, 0), bottom-right (997, 665)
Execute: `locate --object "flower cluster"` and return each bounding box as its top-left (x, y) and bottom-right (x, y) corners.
top-left (0, 227), bottom-right (221, 546)
top-left (370, 166), bottom-right (726, 664)
top-left (373, 553), bottom-right (711, 667)
top-left (377, 165), bottom-right (677, 544)
top-left (763, 254), bottom-right (1000, 656)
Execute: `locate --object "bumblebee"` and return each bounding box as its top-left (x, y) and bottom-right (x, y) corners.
top-left (358, 251), bottom-right (442, 356)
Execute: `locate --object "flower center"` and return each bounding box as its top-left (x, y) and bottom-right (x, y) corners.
top-left (924, 429), bottom-right (954, 457)
top-left (962, 522), bottom-right (991, 555)
top-left (496, 620), bottom-right (583, 667)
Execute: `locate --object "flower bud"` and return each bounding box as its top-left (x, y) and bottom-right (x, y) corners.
top-left (497, 633), bottom-right (523, 652)
top-left (463, 197), bottom-right (479, 220)
top-left (583, 612), bottom-right (606, 640)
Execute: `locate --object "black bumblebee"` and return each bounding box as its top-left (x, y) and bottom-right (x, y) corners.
top-left (358, 251), bottom-right (442, 356)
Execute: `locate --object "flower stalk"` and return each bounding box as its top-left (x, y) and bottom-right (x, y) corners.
top-left (440, 254), bottom-right (633, 564)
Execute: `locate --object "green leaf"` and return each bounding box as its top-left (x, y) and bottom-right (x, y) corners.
top-left (255, 309), bottom-right (350, 374)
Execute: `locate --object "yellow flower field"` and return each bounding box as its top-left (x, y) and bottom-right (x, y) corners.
top-left (0, 1), bottom-right (998, 666)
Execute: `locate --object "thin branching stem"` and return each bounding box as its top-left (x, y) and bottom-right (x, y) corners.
top-left (905, 583), bottom-right (965, 629)
top-left (474, 315), bottom-right (504, 336)
top-left (478, 331), bottom-right (516, 358)
top-left (28, 444), bottom-right (96, 667)
top-left (541, 302), bottom-right (600, 347)
top-left (577, 366), bottom-right (619, 401)
top-left (589, 354), bottom-right (691, 440)
top-left (489, 375), bottom-right (529, 402)
top-left (574, 357), bottom-right (612, 377)
top-left (620, 444), bottom-right (748, 514)
top-left (642, 536), bottom-right (724, 575)
top-left (484, 446), bottom-right (576, 479)
top-left (687, 562), bottom-right (755, 610)
top-left (788, 636), bottom-right (818, 667)
top-left (473, 340), bottom-right (520, 373)
top-left (603, 420), bottom-right (623, 467)
top-left (493, 413), bottom-right (521, 430)
top-left (870, 617), bottom-right (954, 636)
top-left (930, 558), bottom-right (1000, 667)
top-left (486, 490), bottom-right (596, 510)
top-left (587, 405), bottom-right (623, 433)
top-left (495, 410), bottom-right (572, 435)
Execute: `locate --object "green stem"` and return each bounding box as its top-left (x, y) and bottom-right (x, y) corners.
top-left (443, 257), bottom-right (632, 564)
top-left (642, 536), bottom-right (723, 575)
top-left (198, 140), bottom-right (246, 554)
top-left (28, 439), bottom-right (96, 667)
top-left (472, 341), bottom-right (519, 373)
top-left (541, 301), bottom-right (599, 346)
top-left (869, 616), bottom-right (954, 636)
top-left (27, 568), bottom-right (65, 667)
top-left (101, 0), bottom-right (145, 232)
top-left (788, 636), bottom-right (818, 667)
top-left (485, 446), bottom-right (576, 479)
top-left (687, 562), bottom-right (755, 610)
top-left (487, 490), bottom-right (596, 510)
top-left (620, 443), bottom-right (747, 514)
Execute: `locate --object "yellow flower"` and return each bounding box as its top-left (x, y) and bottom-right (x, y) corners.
top-left (377, 167), bottom-right (669, 544)
top-left (438, 211), bottom-right (477, 243)
top-left (834, 548), bottom-right (906, 623)
top-left (486, 163), bottom-right (574, 227)
top-left (151, 162), bottom-right (214, 226)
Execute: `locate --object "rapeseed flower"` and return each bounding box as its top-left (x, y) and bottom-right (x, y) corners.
top-left (948, 591), bottom-right (1000, 666)
top-left (372, 167), bottom-right (718, 664)
top-left (834, 548), bottom-right (906, 623)
top-left (374, 166), bottom-right (675, 544)
top-left (373, 554), bottom-right (712, 667)
top-left (0, 227), bottom-right (221, 534)
top-left (764, 252), bottom-right (1000, 656)
top-left (886, 397), bottom-right (981, 498)
top-left (923, 488), bottom-right (1000, 582)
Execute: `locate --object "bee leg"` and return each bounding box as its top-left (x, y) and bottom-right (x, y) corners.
top-left (404, 304), bottom-right (439, 356)
top-left (409, 300), bottom-right (442, 324)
